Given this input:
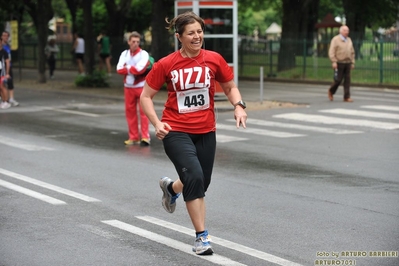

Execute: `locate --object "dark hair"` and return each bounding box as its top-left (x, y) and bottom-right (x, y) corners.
top-left (165, 11), bottom-right (205, 35)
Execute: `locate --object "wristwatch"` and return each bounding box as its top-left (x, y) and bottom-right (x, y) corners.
top-left (234, 100), bottom-right (246, 109)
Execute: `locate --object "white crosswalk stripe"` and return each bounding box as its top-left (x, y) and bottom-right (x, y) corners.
top-left (274, 113), bottom-right (399, 130)
top-left (216, 134), bottom-right (249, 143)
top-left (217, 123), bottom-right (305, 138)
top-left (319, 108), bottom-right (399, 120)
top-left (361, 105), bottom-right (399, 112)
top-left (214, 105), bottom-right (399, 142)
top-left (227, 119), bottom-right (363, 134)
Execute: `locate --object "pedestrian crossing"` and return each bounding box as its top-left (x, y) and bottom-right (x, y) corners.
top-left (216, 105), bottom-right (399, 143)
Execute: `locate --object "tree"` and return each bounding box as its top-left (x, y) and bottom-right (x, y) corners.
top-left (82, 0), bottom-right (95, 75)
top-left (238, 0), bottom-right (278, 35)
top-left (277, 0), bottom-right (319, 71)
top-left (24, 0), bottom-right (54, 83)
top-left (150, 0), bottom-right (174, 61)
top-left (342, 0), bottom-right (399, 59)
top-left (64, 0), bottom-right (80, 36)
top-left (104, 0), bottom-right (133, 39)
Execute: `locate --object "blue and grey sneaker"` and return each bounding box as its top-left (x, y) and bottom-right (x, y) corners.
top-left (192, 230), bottom-right (213, 255)
top-left (159, 177), bottom-right (180, 213)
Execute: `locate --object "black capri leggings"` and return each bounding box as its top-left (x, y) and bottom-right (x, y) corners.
top-left (163, 131), bottom-right (216, 202)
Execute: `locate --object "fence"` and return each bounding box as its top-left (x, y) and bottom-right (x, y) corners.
top-left (11, 37), bottom-right (399, 86)
top-left (10, 40), bottom-right (134, 71)
top-left (238, 36), bottom-right (399, 86)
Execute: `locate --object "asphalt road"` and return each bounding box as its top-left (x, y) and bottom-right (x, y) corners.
top-left (0, 77), bottom-right (398, 266)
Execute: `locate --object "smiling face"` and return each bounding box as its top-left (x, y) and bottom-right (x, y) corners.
top-left (178, 21), bottom-right (203, 56)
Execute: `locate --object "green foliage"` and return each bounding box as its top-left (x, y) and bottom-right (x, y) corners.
top-left (238, 7), bottom-right (280, 36)
top-left (52, 0), bottom-right (69, 18)
top-left (318, 0), bottom-right (344, 19)
top-left (75, 71), bottom-right (110, 87)
top-left (75, 0), bottom-right (108, 36)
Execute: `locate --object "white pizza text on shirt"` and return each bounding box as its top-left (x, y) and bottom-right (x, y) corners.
top-left (171, 66), bottom-right (211, 113)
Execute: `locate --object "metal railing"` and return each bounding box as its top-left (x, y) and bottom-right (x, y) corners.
top-left (238, 36), bottom-right (399, 86)
top-left (11, 37), bottom-right (399, 86)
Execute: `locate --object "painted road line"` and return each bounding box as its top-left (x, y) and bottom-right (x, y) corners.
top-left (47, 107), bottom-right (100, 117)
top-left (319, 108), bottom-right (399, 120)
top-left (0, 135), bottom-right (55, 151)
top-left (0, 179), bottom-right (66, 205)
top-left (350, 96), bottom-right (399, 103)
top-left (274, 113), bottom-right (399, 130)
top-left (0, 168), bottom-right (101, 202)
top-left (136, 216), bottom-right (303, 266)
top-left (228, 119), bottom-right (363, 135)
top-left (361, 105), bottom-right (399, 112)
top-left (217, 123), bottom-right (305, 138)
top-left (216, 134), bottom-right (249, 143)
top-left (102, 219), bottom-right (246, 266)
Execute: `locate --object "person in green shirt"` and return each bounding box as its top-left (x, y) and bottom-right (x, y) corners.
top-left (97, 30), bottom-right (112, 76)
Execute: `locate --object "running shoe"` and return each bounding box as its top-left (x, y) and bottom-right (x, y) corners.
top-left (9, 99), bottom-right (19, 107)
top-left (159, 177), bottom-right (180, 213)
top-left (0, 102), bottom-right (11, 109)
top-left (192, 230), bottom-right (213, 255)
top-left (124, 139), bottom-right (140, 145)
top-left (140, 138), bottom-right (150, 146)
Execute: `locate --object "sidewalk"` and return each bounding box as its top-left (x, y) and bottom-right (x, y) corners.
top-left (13, 68), bottom-right (302, 110)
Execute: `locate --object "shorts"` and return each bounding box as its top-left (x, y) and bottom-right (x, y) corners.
top-left (162, 131), bottom-right (216, 201)
top-left (99, 53), bottom-right (110, 60)
top-left (75, 53), bottom-right (84, 61)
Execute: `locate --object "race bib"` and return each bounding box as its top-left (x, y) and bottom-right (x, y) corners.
top-left (177, 88), bottom-right (210, 113)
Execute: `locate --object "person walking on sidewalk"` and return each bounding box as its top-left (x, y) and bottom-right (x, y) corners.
top-left (73, 32), bottom-right (85, 75)
top-left (140, 11), bottom-right (247, 255)
top-left (328, 25), bottom-right (355, 102)
top-left (0, 41), bottom-right (11, 109)
top-left (2, 31), bottom-right (18, 106)
top-left (45, 37), bottom-right (59, 79)
top-left (116, 31), bottom-right (151, 146)
top-left (97, 30), bottom-right (112, 76)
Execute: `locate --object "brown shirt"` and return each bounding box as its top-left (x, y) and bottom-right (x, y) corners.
top-left (328, 34), bottom-right (355, 65)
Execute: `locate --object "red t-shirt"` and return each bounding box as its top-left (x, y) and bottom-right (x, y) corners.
top-left (146, 49), bottom-right (233, 134)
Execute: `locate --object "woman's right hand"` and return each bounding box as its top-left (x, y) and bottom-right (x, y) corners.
top-left (155, 122), bottom-right (172, 140)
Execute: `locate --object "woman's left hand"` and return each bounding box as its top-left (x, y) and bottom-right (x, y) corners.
top-left (234, 106), bottom-right (247, 128)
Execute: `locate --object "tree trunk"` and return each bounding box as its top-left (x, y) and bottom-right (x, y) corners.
top-left (342, 0), bottom-right (366, 60)
top-left (150, 0), bottom-right (175, 61)
top-left (25, 0), bottom-right (54, 83)
top-left (105, 0), bottom-right (132, 40)
top-left (65, 0), bottom-right (79, 35)
top-left (278, 0), bottom-right (302, 71)
top-left (278, 0), bottom-right (319, 71)
top-left (82, 0), bottom-right (95, 75)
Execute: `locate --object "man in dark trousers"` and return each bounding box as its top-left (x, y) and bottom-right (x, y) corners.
top-left (328, 25), bottom-right (355, 102)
